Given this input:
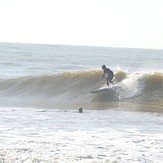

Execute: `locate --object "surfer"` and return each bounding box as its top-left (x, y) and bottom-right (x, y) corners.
top-left (101, 65), bottom-right (114, 86)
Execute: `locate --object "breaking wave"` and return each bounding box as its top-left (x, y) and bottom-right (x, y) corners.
top-left (0, 69), bottom-right (163, 112)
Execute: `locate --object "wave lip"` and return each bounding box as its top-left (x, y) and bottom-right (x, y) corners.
top-left (0, 70), bottom-right (163, 112)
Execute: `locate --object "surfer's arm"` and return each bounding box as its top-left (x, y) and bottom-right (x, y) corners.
top-left (100, 71), bottom-right (105, 79)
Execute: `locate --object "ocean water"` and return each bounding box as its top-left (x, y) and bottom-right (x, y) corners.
top-left (0, 42), bottom-right (163, 163)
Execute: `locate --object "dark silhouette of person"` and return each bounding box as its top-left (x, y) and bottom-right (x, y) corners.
top-left (101, 65), bottom-right (114, 86)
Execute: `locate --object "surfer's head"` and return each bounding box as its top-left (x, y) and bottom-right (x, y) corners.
top-left (79, 108), bottom-right (83, 113)
top-left (102, 65), bottom-right (106, 70)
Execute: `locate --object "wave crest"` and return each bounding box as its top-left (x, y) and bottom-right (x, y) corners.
top-left (0, 69), bottom-right (163, 112)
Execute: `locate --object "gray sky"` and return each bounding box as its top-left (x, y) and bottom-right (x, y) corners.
top-left (0, 0), bottom-right (163, 49)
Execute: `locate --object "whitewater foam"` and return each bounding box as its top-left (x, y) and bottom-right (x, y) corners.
top-left (0, 108), bottom-right (163, 163)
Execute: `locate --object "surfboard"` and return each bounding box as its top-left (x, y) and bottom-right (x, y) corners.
top-left (90, 87), bottom-right (115, 94)
top-left (90, 85), bottom-right (121, 94)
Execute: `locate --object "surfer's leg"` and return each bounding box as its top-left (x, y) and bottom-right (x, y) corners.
top-left (109, 80), bottom-right (114, 84)
top-left (108, 75), bottom-right (114, 85)
top-left (106, 78), bottom-right (109, 86)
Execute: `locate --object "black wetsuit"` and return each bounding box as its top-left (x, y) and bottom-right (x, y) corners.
top-left (103, 68), bottom-right (114, 85)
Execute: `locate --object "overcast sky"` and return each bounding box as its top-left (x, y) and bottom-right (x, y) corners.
top-left (0, 0), bottom-right (163, 49)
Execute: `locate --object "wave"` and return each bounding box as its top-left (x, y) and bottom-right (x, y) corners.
top-left (0, 69), bottom-right (163, 112)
